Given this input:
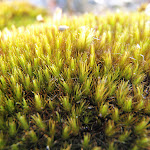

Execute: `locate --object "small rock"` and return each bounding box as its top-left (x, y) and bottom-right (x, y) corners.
top-left (46, 146), bottom-right (50, 150)
top-left (58, 25), bottom-right (69, 31)
top-left (88, 106), bottom-right (95, 109)
top-left (36, 14), bottom-right (44, 22)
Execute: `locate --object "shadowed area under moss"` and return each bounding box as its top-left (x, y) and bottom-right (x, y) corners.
top-left (0, 12), bottom-right (150, 150)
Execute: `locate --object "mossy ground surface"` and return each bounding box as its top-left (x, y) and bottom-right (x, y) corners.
top-left (0, 10), bottom-right (150, 150)
top-left (0, 1), bottom-right (47, 30)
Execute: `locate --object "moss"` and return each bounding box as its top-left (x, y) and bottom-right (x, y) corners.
top-left (0, 11), bottom-right (149, 150)
top-left (0, 1), bottom-right (47, 30)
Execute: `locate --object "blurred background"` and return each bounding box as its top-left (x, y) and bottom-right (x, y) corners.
top-left (1, 0), bottom-right (150, 14)
top-left (0, 0), bottom-right (150, 30)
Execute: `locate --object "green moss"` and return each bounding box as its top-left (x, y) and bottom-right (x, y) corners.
top-left (0, 11), bottom-right (149, 150)
top-left (0, 1), bottom-right (47, 30)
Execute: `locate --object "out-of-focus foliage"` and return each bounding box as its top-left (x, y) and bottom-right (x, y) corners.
top-left (138, 3), bottom-right (149, 12)
top-left (0, 1), bottom-right (47, 30)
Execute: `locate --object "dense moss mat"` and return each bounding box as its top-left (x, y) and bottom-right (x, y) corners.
top-left (0, 1), bottom-right (47, 30)
top-left (0, 12), bottom-right (150, 150)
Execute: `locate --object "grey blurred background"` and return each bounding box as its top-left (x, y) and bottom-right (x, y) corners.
top-left (29, 0), bottom-right (150, 14)
top-left (1, 0), bottom-right (150, 14)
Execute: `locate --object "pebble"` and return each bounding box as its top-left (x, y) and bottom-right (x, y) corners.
top-left (46, 146), bottom-right (50, 150)
top-left (36, 14), bottom-right (44, 22)
top-left (58, 25), bottom-right (69, 31)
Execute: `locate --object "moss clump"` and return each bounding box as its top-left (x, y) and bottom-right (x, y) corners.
top-left (0, 1), bottom-right (47, 30)
top-left (0, 12), bottom-right (150, 150)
